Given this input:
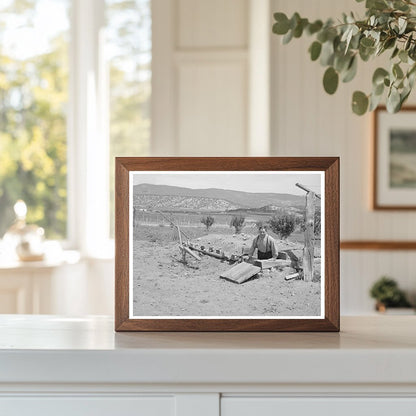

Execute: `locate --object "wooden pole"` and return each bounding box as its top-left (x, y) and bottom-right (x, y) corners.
top-left (295, 183), bottom-right (317, 282)
top-left (303, 191), bottom-right (315, 282)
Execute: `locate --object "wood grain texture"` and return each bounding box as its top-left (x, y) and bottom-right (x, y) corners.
top-left (373, 106), bottom-right (416, 210)
top-left (325, 157), bottom-right (340, 332)
top-left (114, 157), bottom-right (340, 332)
top-left (341, 241), bottom-right (416, 250)
top-left (114, 159), bottom-right (130, 330)
top-left (220, 262), bottom-right (261, 284)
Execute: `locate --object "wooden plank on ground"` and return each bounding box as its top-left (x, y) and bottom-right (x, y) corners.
top-left (285, 272), bottom-right (299, 281)
top-left (180, 245), bottom-right (201, 261)
top-left (220, 262), bottom-right (261, 284)
top-left (254, 259), bottom-right (291, 269)
top-left (189, 246), bottom-right (225, 260)
top-left (282, 249), bottom-right (300, 269)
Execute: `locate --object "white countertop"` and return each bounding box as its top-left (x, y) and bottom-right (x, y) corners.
top-left (0, 315), bottom-right (415, 386)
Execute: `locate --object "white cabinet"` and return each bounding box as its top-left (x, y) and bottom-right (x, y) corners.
top-left (222, 398), bottom-right (416, 416)
top-left (1, 316), bottom-right (416, 416)
top-left (1, 397), bottom-right (175, 416)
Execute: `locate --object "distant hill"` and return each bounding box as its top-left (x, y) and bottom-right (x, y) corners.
top-left (134, 194), bottom-right (239, 211)
top-left (133, 183), bottom-right (305, 211)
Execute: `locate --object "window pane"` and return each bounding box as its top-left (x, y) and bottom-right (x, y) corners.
top-left (0, 0), bottom-right (70, 239)
top-left (106, 0), bottom-right (151, 237)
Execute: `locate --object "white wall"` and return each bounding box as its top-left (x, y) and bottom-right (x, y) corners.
top-left (152, 0), bottom-right (270, 156)
top-left (271, 0), bottom-right (416, 313)
top-left (28, 0), bottom-right (415, 316)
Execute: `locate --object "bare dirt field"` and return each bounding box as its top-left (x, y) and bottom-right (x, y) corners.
top-left (132, 225), bottom-right (322, 317)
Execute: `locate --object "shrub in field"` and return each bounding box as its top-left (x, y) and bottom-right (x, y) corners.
top-left (313, 210), bottom-right (321, 236)
top-left (230, 215), bottom-right (245, 234)
top-left (268, 214), bottom-right (296, 240)
top-left (201, 215), bottom-right (215, 231)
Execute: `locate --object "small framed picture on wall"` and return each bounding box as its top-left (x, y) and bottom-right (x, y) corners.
top-left (115, 157), bottom-right (339, 332)
top-left (374, 106), bottom-right (416, 209)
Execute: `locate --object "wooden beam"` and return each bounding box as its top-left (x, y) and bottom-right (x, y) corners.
top-left (303, 191), bottom-right (315, 282)
top-left (253, 259), bottom-right (291, 269)
top-left (189, 246), bottom-right (227, 260)
top-left (341, 241), bottom-right (416, 250)
top-left (180, 245), bottom-right (201, 261)
top-left (285, 272), bottom-right (299, 281)
top-left (296, 183), bottom-right (321, 199)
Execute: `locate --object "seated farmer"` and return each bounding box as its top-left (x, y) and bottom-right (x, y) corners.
top-left (248, 225), bottom-right (277, 260)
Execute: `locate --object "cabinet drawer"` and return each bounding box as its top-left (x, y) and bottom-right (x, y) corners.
top-left (0, 396), bottom-right (175, 416)
top-left (222, 397), bottom-right (416, 416)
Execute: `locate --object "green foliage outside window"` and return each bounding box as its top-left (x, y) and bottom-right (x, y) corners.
top-left (107, 0), bottom-right (151, 237)
top-left (0, 0), bottom-right (151, 240)
top-left (0, 1), bottom-right (69, 238)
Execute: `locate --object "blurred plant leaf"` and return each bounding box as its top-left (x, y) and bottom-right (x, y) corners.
top-left (352, 91), bottom-right (369, 115)
top-left (272, 0), bottom-right (416, 114)
top-left (323, 67), bottom-right (339, 94)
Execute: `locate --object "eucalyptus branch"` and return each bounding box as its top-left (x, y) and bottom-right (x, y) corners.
top-left (272, 0), bottom-right (416, 115)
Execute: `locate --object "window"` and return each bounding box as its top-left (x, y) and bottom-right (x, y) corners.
top-left (0, 0), bottom-right (151, 252)
top-left (106, 0), bottom-right (151, 237)
top-left (0, 0), bottom-right (70, 239)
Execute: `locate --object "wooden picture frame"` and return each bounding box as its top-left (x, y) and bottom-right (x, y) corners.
top-left (115, 157), bottom-right (339, 332)
top-left (373, 106), bottom-right (416, 210)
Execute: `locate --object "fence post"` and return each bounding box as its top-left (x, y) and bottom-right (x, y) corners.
top-left (303, 191), bottom-right (315, 282)
top-left (295, 183), bottom-right (320, 282)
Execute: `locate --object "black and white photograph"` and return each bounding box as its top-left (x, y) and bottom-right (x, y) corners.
top-left (129, 171), bottom-right (324, 319)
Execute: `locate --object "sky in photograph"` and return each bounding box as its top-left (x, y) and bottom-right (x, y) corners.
top-left (132, 172), bottom-right (322, 196)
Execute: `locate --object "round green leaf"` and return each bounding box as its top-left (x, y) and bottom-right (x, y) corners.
top-left (309, 41), bottom-right (322, 61)
top-left (342, 56), bottom-right (357, 83)
top-left (273, 13), bottom-right (290, 35)
top-left (317, 30), bottom-right (328, 43)
top-left (360, 37), bottom-right (375, 48)
top-left (290, 12), bottom-right (301, 29)
top-left (320, 41), bottom-right (335, 66)
top-left (369, 92), bottom-right (383, 112)
top-left (334, 52), bottom-right (352, 73)
top-left (307, 20), bottom-right (323, 35)
top-left (372, 68), bottom-right (389, 86)
top-left (323, 67), bottom-right (339, 95)
top-left (387, 87), bottom-right (401, 113)
top-left (282, 29), bottom-right (293, 44)
top-left (384, 37), bottom-right (396, 50)
top-left (352, 91), bottom-right (369, 115)
top-left (393, 63), bottom-right (404, 79)
top-left (373, 82), bottom-right (384, 96)
top-left (399, 50), bottom-right (408, 63)
top-left (359, 44), bottom-right (375, 62)
top-left (293, 18), bottom-right (308, 38)
top-left (391, 47), bottom-right (399, 59)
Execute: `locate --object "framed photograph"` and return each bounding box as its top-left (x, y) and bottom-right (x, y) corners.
top-left (115, 157), bottom-right (339, 331)
top-left (374, 106), bottom-right (416, 209)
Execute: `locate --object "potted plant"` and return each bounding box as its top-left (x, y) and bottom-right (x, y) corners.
top-left (369, 276), bottom-right (413, 312)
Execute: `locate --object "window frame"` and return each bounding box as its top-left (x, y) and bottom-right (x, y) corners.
top-left (67, 0), bottom-right (111, 257)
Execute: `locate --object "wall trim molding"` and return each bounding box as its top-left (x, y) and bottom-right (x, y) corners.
top-left (340, 241), bottom-right (416, 250)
